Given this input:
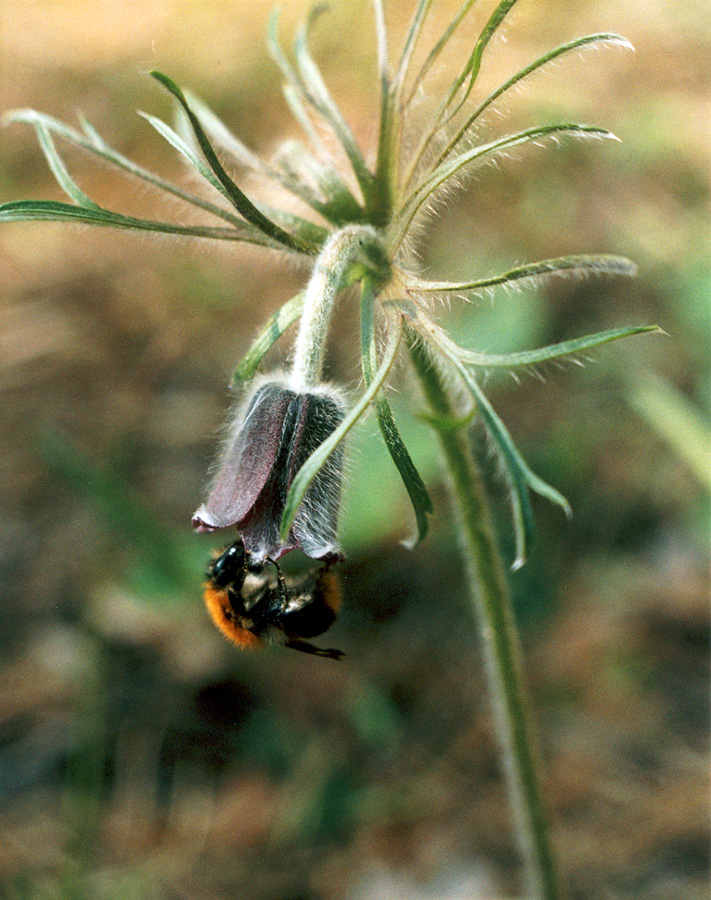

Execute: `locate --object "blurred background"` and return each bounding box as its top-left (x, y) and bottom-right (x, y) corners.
top-left (0, 1), bottom-right (708, 898)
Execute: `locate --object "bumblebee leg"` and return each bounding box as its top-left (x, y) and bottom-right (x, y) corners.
top-left (267, 557), bottom-right (289, 609)
top-left (284, 638), bottom-right (344, 660)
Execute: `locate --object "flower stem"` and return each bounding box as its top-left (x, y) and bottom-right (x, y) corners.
top-left (406, 327), bottom-right (563, 900)
top-left (290, 224), bottom-right (388, 390)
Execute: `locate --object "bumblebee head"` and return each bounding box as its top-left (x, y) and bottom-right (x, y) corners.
top-left (208, 539), bottom-right (248, 589)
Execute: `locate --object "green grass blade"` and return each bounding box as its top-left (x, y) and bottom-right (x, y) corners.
top-left (628, 371), bottom-right (711, 489)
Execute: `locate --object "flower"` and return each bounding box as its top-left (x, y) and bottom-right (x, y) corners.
top-left (0, 0), bottom-right (651, 567)
top-left (192, 378), bottom-right (346, 564)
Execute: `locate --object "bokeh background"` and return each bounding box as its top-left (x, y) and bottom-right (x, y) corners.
top-left (0, 1), bottom-right (708, 898)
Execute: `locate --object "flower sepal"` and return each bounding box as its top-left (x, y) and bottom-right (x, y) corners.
top-left (192, 376), bottom-right (347, 566)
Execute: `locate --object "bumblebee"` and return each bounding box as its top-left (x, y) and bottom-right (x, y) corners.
top-left (203, 539), bottom-right (343, 659)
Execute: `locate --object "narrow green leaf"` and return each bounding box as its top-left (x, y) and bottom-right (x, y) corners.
top-left (270, 7), bottom-right (369, 203)
top-left (282, 82), bottom-right (327, 154)
top-left (628, 371), bottom-right (711, 489)
top-left (387, 296), bottom-right (656, 371)
top-left (268, 8), bottom-right (308, 99)
top-left (439, 34), bottom-right (633, 165)
top-left (456, 363), bottom-right (571, 569)
top-left (395, 123), bottom-right (615, 249)
top-left (291, 7), bottom-right (375, 207)
top-left (407, 254), bottom-right (637, 295)
top-left (183, 90), bottom-right (268, 174)
top-left (371, 0), bottom-right (394, 225)
top-left (372, 0), bottom-right (389, 93)
top-left (275, 140), bottom-right (365, 224)
top-left (186, 90), bottom-right (358, 224)
top-left (34, 122), bottom-right (101, 210)
top-left (0, 199), bottom-right (276, 244)
top-left (138, 111), bottom-right (227, 196)
top-left (233, 291), bottom-right (305, 385)
top-left (151, 70), bottom-right (316, 254)
top-left (269, 11), bottom-right (365, 221)
top-left (362, 280), bottom-right (432, 546)
top-left (461, 326), bottom-right (659, 368)
top-left (404, 0), bottom-right (478, 106)
top-left (5, 108), bottom-right (255, 229)
top-left (446, 0), bottom-right (521, 112)
top-left (393, 0), bottom-right (433, 97)
top-left (410, 312), bottom-right (571, 566)
top-left (280, 318), bottom-right (402, 541)
top-left (402, 0), bottom-right (518, 185)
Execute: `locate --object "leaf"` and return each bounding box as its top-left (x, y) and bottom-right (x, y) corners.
top-left (395, 123), bottom-right (616, 249)
top-left (388, 296), bottom-right (656, 370)
top-left (404, 0), bottom-right (477, 105)
top-left (291, 7), bottom-right (375, 208)
top-left (628, 370), bottom-right (711, 489)
top-left (456, 364), bottom-right (571, 569)
top-left (183, 89), bottom-right (269, 174)
top-left (409, 310), bottom-right (571, 567)
top-left (444, 0), bottom-right (521, 116)
top-left (138, 110), bottom-right (227, 196)
top-left (439, 34), bottom-right (634, 165)
top-left (5, 108), bottom-right (254, 229)
top-left (233, 291), bottom-right (306, 385)
top-left (407, 254), bottom-right (637, 294)
top-left (371, 0), bottom-right (394, 226)
top-left (361, 280), bottom-right (432, 546)
top-left (34, 122), bottom-right (101, 209)
top-left (372, 0), bottom-right (390, 96)
top-left (402, 0), bottom-right (519, 184)
top-left (0, 199), bottom-right (275, 244)
top-left (151, 71), bottom-right (316, 254)
top-left (392, 0), bottom-right (433, 97)
top-left (280, 317), bottom-right (402, 541)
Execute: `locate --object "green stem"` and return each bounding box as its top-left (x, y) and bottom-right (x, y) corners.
top-left (290, 224), bottom-right (390, 389)
top-left (406, 327), bottom-right (562, 900)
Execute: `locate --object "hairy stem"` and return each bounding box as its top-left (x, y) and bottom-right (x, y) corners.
top-left (406, 327), bottom-right (562, 900)
top-left (290, 224), bottom-right (387, 389)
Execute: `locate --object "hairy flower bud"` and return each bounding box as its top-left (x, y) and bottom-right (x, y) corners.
top-left (192, 378), bottom-right (346, 564)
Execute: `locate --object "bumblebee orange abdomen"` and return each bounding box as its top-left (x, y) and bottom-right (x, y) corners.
top-left (203, 583), bottom-right (263, 650)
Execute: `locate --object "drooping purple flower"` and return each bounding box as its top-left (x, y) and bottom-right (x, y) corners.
top-left (192, 378), bottom-right (346, 564)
